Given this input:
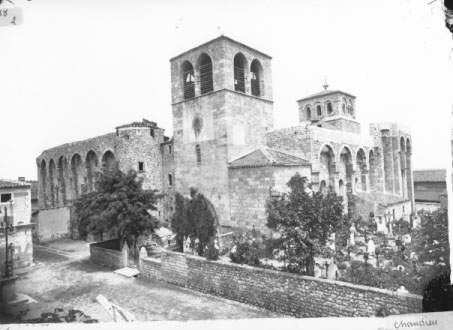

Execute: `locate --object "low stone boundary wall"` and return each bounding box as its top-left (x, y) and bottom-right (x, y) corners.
top-left (140, 251), bottom-right (422, 318)
top-left (90, 239), bottom-right (124, 269)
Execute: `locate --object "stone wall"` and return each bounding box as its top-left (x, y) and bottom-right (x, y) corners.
top-left (35, 207), bottom-right (70, 242)
top-left (140, 251), bottom-right (422, 318)
top-left (228, 166), bottom-right (274, 233)
top-left (89, 239), bottom-right (124, 269)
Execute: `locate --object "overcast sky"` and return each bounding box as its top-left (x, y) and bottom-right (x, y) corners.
top-left (0, 0), bottom-right (452, 181)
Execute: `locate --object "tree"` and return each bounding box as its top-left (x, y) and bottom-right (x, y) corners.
top-left (171, 192), bottom-right (189, 252)
top-left (267, 173), bottom-right (345, 276)
top-left (171, 188), bottom-right (217, 256)
top-left (71, 166), bottom-right (159, 250)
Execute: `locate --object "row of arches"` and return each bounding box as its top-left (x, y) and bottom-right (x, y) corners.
top-left (182, 53), bottom-right (264, 100)
top-left (39, 150), bottom-right (115, 208)
top-left (318, 138), bottom-right (412, 201)
top-left (305, 101), bottom-right (333, 120)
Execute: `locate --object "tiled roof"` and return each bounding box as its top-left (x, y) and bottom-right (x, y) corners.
top-left (0, 179), bottom-right (31, 189)
top-left (355, 192), bottom-right (410, 207)
top-left (413, 169), bottom-right (446, 183)
top-left (415, 189), bottom-right (447, 203)
top-left (116, 118), bottom-right (157, 130)
top-left (297, 89), bottom-right (356, 102)
top-left (228, 147), bottom-right (310, 169)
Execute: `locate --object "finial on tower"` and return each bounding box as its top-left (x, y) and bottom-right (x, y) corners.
top-left (323, 76), bottom-right (329, 91)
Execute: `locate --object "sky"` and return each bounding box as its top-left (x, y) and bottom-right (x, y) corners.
top-left (0, 0), bottom-right (452, 181)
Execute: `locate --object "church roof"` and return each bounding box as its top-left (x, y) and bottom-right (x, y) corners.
top-left (228, 147), bottom-right (310, 169)
top-left (355, 192), bottom-right (410, 207)
top-left (413, 169), bottom-right (446, 183)
top-left (297, 89), bottom-right (356, 103)
top-left (0, 179), bottom-right (31, 190)
top-left (116, 119), bottom-right (158, 130)
top-left (170, 35), bottom-right (272, 62)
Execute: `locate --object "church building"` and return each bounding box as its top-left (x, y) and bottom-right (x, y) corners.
top-left (36, 36), bottom-right (414, 239)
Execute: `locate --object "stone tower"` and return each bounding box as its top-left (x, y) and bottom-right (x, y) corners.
top-left (170, 36), bottom-right (274, 229)
top-left (114, 120), bottom-right (165, 192)
top-left (297, 89), bottom-right (360, 134)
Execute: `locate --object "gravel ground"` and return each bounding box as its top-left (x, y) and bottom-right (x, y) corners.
top-left (12, 241), bottom-right (283, 322)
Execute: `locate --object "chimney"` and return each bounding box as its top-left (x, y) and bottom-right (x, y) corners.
top-left (18, 177), bottom-right (26, 182)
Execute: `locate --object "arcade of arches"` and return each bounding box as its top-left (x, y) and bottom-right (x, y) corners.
top-left (38, 150), bottom-right (116, 208)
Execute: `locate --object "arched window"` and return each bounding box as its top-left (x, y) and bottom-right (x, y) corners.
top-left (182, 61), bottom-right (195, 99)
top-left (198, 54), bottom-right (213, 94)
top-left (348, 99), bottom-right (354, 116)
top-left (250, 59), bottom-right (263, 97)
top-left (316, 104), bottom-right (322, 116)
top-left (196, 144), bottom-right (201, 163)
top-left (233, 53), bottom-right (247, 93)
top-left (327, 102), bottom-right (333, 114)
top-left (306, 106), bottom-right (311, 120)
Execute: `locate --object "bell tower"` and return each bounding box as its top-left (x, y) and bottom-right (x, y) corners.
top-left (170, 36), bottom-right (274, 229)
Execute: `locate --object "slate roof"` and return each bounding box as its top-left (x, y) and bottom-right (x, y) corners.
top-left (0, 179), bottom-right (31, 190)
top-left (355, 192), bottom-right (410, 207)
top-left (413, 169), bottom-right (446, 183)
top-left (297, 89), bottom-right (356, 102)
top-left (228, 147), bottom-right (310, 169)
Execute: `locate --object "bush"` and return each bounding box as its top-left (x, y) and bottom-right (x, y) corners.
top-left (205, 242), bottom-right (219, 261)
top-left (230, 242), bottom-right (261, 266)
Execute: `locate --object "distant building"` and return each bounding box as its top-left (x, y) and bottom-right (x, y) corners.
top-left (413, 169), bottom-right (447, 212)
top-left (0, 179), bottom-right (34, 270)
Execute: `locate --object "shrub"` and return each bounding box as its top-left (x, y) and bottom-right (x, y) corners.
top-left (205, 242), bottom-right (219, 261)
top-left (230, 242), bottom-right (261, 266)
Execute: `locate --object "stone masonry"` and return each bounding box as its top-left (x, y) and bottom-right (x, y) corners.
top-left (36, 35), bottom-right (416, 238)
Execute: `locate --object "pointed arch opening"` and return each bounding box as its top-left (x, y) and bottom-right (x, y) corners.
top-left (369, 149), bottom-right (377, 191)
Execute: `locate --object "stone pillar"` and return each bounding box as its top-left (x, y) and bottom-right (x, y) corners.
top-left (381, 132), bottom-right (395, 194)
top-left (121, 242), bottom-right (129, 268)
top-left (392, 137), bottom-right (401, 196)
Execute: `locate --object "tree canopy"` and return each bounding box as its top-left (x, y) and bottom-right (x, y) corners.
top-left (71, 166), bottom-right (160, 249)
top-left (171, 188), bottom-right (217, 256)
top-left (267, 173), bottom-right (345, 275)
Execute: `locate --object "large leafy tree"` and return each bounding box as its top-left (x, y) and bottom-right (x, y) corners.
top-left (71, 166), bottom-right (160, 250)
top-left (171, 188), bottom-right (217, 256)
top-left (267, 173), bottom-right (345, 276)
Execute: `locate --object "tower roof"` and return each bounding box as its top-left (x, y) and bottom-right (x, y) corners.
top-left (170, 35), bottom-right (272, 62)
top-left (297, 90), bottom-right (356, 103)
